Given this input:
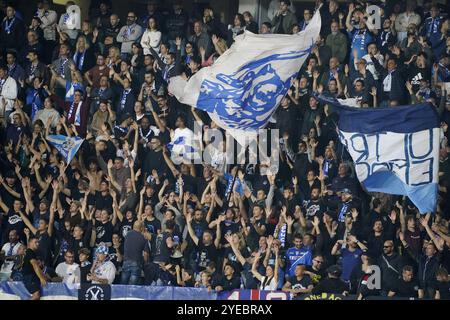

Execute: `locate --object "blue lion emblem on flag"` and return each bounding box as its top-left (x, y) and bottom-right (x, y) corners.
top-left (197, 49), bottom-right (312, 130)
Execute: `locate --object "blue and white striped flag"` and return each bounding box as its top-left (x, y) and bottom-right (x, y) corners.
top-left (167, 129), bottom-right (200, 163)
top-left (317, 94), bottom-right (440, 213)
top-left (46, 135), bottom-right (84, 164)
top-left (169, 13), bottom-right (321, 144)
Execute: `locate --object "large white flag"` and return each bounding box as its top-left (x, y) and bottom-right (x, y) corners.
top-left (316, 94), bottom-right (440, 214)
top-left (169, 13), bottom-right (321, 144)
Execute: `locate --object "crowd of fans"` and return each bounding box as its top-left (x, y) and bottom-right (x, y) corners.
top-left (0, 0), bottom-right (449, 300)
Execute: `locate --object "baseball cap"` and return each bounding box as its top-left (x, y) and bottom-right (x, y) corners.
top-left (340, 188), bottom-right (352, 195)
top-left (326, 265), bottom-right (342, 277)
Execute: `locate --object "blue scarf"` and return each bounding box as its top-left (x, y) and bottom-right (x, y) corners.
top-left (67, 101), bottom-right (79, 121)
top-left (73, 50), bottom-right (86, 71)
top-left (427, 17), bottom-right (440, 37)
top-left (328, 67), bottom-right (340, 83)
top-left (338, 202), bottom-right (349, 222)
top-left (60, 58), bottom-right (69, 78)
top-left (0, 78), bottom-right (6, 92)
top-left (4, 17), bottom-right (16, 34)
top-left (63, 13), bottom-right (70, 24)
top-left (28, 90), bottom-right (41, 120)
top-left (323, 159), bottom-right (331, 176)
top-left (120, 89), bottom-right (131, 109)
top-left (8, 64), bottom-right (17, 77)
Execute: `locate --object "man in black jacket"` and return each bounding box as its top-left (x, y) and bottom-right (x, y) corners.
top-left (378, 240), bottom-right (404, 295)
top-left (374, 57), bottom-right (406, 106)
top-left (142, 136), bottom-right (168, 182)
top-left (150, 47), bottom-right (182, 87)
top-left (0, 5), bottom-right (26, 59)
top-left (165, 1), bottom-right (189, 52)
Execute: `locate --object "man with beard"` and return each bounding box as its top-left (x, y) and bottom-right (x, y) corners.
top-left (303, 187), bottom-right (326, 220)
top-left (116, 12), bottom-right (143, 58)
top-left (186, 212), bottom-right (220, 273)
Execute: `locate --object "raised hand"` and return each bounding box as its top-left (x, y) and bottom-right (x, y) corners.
top-left (224, 233), bottom-right (233, 244)
top-left (344, 64), bottom-right (349, 76)
top-left (281, 206), bottom-right (287, 217)
top-left (312, 216), bottom-right (320, 227)
top-left (140, 185), bottom-right (146, 196)
top-left (351, 208), bottom-right (359, 220)
top-left (389, 210), bottom-right (397, 223)
top-left (313, 70), bottom-right (320, 80)
top-left (175, 37), bottom-right (182, 47)
top-left (51, 179), bottom-right (59, 191)
top-left (266, 235), bottom-right (274, 248)
top-left (212, 34), bottom-right (219, 45)
top-left (286, 215), bottom-right (294, 227)
top-left (199, 46), bottom-right (206, 57)
top-left (419, 217), bottom-right (428, 228)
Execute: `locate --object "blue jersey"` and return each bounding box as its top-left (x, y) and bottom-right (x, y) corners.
top-left (349, 28), bottom-right (373, 63)
top-left (341, 248), bottom-right (363, 281)
top-left (285, 246), bottom-right (312, 277)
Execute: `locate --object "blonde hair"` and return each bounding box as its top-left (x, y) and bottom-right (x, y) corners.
top-left (216, 38), bottom-right (228, 54)
top-left (109, 46), bottom-right (121, 59)
top-left (76, 35), bottom-right (90, 51)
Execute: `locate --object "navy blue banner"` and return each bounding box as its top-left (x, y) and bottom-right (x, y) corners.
top-left (315, 94), bottom-right (440, 134)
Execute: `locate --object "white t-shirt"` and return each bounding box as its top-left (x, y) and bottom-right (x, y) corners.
top-left (259, 276), bottom-right (277, 291)
top-left (92, 261), bottom-right (116, 284)
top-left (56, 262), bottom-right (81, 284)
top-left (141, 29), bottom-right (162, 55)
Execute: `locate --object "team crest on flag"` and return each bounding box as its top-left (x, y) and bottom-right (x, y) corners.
top-left (169, 13), bottom-right (321, 144)
top-left (46, 135), bottom-right (84, 165)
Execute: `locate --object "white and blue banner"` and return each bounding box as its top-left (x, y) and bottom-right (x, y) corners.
top-left (46, 135), bottom-right (84, 165)
top-left (0, 282), bottom-right (436, 300)
top-left (167, 129), bottom-right (201, 163)
top-left (317, 95), bottom-right (440, 213)
top-left (0, 282), bottom-right (216, 300)
top-left (169, 13), bottom-right (321, 144)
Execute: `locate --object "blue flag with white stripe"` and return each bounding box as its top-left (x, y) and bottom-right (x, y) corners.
top-left (46, 135), bottom-right (84, 164)
top-left (169, 13), bottom-right (321, 144)
top-left (317, 95), bottom-right (440, 214)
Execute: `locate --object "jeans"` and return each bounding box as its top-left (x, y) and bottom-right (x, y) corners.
top-left (120, 260), bottom-right (142, 285)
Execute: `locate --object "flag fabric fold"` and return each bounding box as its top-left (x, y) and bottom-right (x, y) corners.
top-left (46, 135), bottom-right (84, 164)
top-left (169, 13), bottom-right (321, 145)
top-left (167, 129), bottom-right (201, 163)
top-left (316, 94), bottom-right (440, 213)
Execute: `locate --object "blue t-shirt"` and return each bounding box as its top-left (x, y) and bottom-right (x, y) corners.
top-left (349, 28), bottom-right (373, 63)
top-left (285, 246), bottom-right (313, 277)
top-left (340, 247), bottom-right (363, 281)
